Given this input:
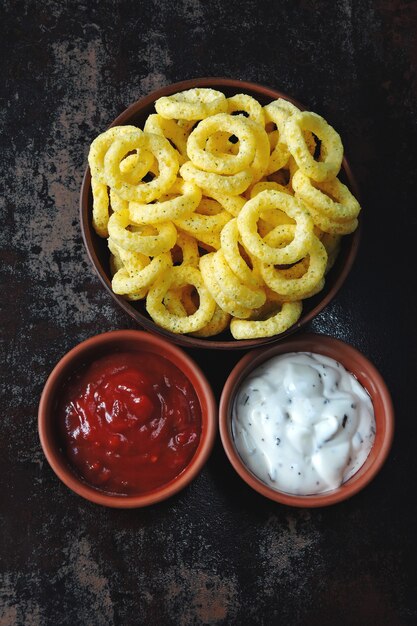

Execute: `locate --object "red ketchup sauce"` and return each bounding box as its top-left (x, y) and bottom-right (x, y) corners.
top-left (58, 351), bottom-right (202, 495)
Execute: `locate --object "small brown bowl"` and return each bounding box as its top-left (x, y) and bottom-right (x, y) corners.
top-left (38, 330), bottom-right (217, 508)
top-left (219, 333), bottom-right (394, 507)
top-left (80, 77), bottom-right (361, 350)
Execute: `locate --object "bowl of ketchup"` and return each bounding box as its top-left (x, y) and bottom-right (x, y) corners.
top-left (38, 330), bottom-right (216, 507)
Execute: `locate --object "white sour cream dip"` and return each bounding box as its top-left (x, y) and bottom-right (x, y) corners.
top-left (232, 352), bottom-right (376, 495)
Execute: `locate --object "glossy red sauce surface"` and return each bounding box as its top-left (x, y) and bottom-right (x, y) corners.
top-left (58, 351), bottom-right (202, 495)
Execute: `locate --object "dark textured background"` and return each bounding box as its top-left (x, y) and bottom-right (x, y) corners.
top-left (1, 1), bottom-right (417, 624)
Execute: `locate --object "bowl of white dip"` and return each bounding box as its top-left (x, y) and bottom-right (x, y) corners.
top-left (219, 333), bottom-right (394, 507)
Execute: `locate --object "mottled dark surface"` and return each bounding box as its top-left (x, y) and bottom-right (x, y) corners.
top-left (1, 1), bottom-right (417, 624)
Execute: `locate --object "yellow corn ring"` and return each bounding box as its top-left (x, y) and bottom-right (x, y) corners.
top-left (91, 177), bottom-right (110, 238)
top-left (292, 170), bottom-right (361, 222)
top-left (172, 231), bottom-right (200, 267)
top-left (174, 206), bottom-right (231, 250)
top-left (88, 125), bottom-right (149, 185)
top-left (191, 304), bottom-right (231, 338)
top-left (244, 117), bottom-right (270, 182)
top-left (237, 189), bottom-right (314, 264)
top-left (187, 113), bottom-right (257, 175)
top-left (227, 93), bottom-right (265, 126)
top-left (180, 161), bottom-right (253, 196)
top-left (146, 265), bottom-right (216, 334)
top-left (230, 301), bottom-right (303, 339)
top-left (201, 187), bottom-right (246, 217)
top-left (212, 249), bottom-right (266, 309)
top-left (104, 131), bottom-right (179, 202)
top-left (220, 218), bottom-right (263, 288)
top-left (129, 179), bottom-right (201, 224)
top-left (108, 208), bottom-right (177, 255)
top-left (144, 114), bottom-right (189, 164)
top-left (154, 88), bottom-right (227, 121)
top-left (112, 252), bottom-right (172, 296)
top-left (260, 226), bottom-right (328, 299)
top-left (284, 111), bottom-right (343, 182)
top-left (200, 253), bottom-right (253, 319)
top-left (302, 202), bottom-right (358, 235)
top-left (109, 188), bottom-right (128, 213)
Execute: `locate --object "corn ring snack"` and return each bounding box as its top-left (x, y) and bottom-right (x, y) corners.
top-left (187, 113), bottom-right (257, 175)
top-left (180, 161), bottom-right (253, 196)
top-left (129, 179), bottom-right (201, 224)
top-left (144, 114), bottom-right (189, 164)
top-left (155, 88), bottom-right (227, 120)
top-left (112, 252), bottom-right (172, 296)
top-left (244, 118), bottom-right (270, 182)
top-left (201, 187), bottom-right (246, 217)
top-left (146, 265), bottom-right (216, 333)
top-left (237, 189), bottom-right (314, 265)
top-left (174, 206), bottom-right (231, 250)
top-left (200, 253), bottom-right (253, 319)
top-left (191, 304), bottom-right (231, 338)
top-left (108, 208), bottom-right (177, 255)
top-left (227, 93), bottom-right (265, 126)
top-left (259, 226), bottom-right (328, 299)
top-left (284, 111), bottom-right (343, 182)
top-left (230, 301), bottom-right (303, 339)
top-left (220, 218), bottom-right (263, 288)
top-left (292, 170), bottom-right (361, 222)
top-left (212, 249), bottom-right (266, 309)
top-left (104, 131), bottom-right (179, 202)
top-left (89, 125), bottom-right (148, 184)
top-left (91, 177), bottom-right (110, 238)
top-left (171, 232), bottom-right (200, 268)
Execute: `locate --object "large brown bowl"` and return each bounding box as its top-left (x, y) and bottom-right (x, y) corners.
top-left (219, 334), bottom-right (394, 507)
top-left (80, 78), bottom-right (361, 350)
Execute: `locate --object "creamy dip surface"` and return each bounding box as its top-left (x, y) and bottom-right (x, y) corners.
top-left (232, 352), bottom-right (376, 495)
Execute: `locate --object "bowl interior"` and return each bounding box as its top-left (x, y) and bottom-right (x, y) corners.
top-left (80, 78), bottom-right (361, 350)
top-left (219, 334), bottom-right (394, 507)
top-left (38, 331), bottom-right (217, 507)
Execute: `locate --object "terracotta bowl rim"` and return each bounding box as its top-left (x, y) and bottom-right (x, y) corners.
top-left (80, 77), bottom-right (361, 350)
top-left (219, 332), bottom-right (394, 507)
top-left (38, 329), bottom-right (217, 508)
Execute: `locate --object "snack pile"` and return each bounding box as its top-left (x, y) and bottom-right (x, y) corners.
top-left (88, 88), bottom-right (361, 339)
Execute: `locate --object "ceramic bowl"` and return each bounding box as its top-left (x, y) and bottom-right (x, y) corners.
top-left (219, 333), bottom-right (394, 507)
top-left (38, 330), bottom-right (217, 508)
top-left (80, 77), bottom-right (360, 350)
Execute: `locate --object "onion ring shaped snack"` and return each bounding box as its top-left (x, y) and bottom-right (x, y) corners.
top-left (187, 113), bottom-right (257, 175)
top-left (146, 265), bottom-right (216, 334)
top-left (199, 253), bottom-right (253, 319)
top-left (191, 305), bottom-right (231, 338)
top-left (91, 177), bottom-right (110, 238)
top-left (260, 226), bottom-right (328, 300)
top-left (88, 125), bottom-right (151, 185)
top-left (180, 161), bottom-right (253, 196)
top-left (108, 208), bottom-right (177, 255)
top-left (212, 250), bottom-right (266, 309)
top-left (292, 170), bottom-right (361, 223)
top-left (230, 301), bottom-right (303, 340)
top-left (144, 114), bottom-right (190, 164)
top-left (104, 131), bottom-right (179, 203)
top-left (227, 93), bottom-right (266, 126)
top-left (155, 88), bottom-right (227, 120)
top-left (220, 219), bottom-right (263, 289)
top-left (112, 252), bottom-right (172, 297)
top-left (201, 187), bottom-right (246, 217)
top-left (237, 189), bottom-right (314, 265)
top-left (284, 111), bottom-right (343, 182)
top-left (129, 179), bottom-right (201, 224)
